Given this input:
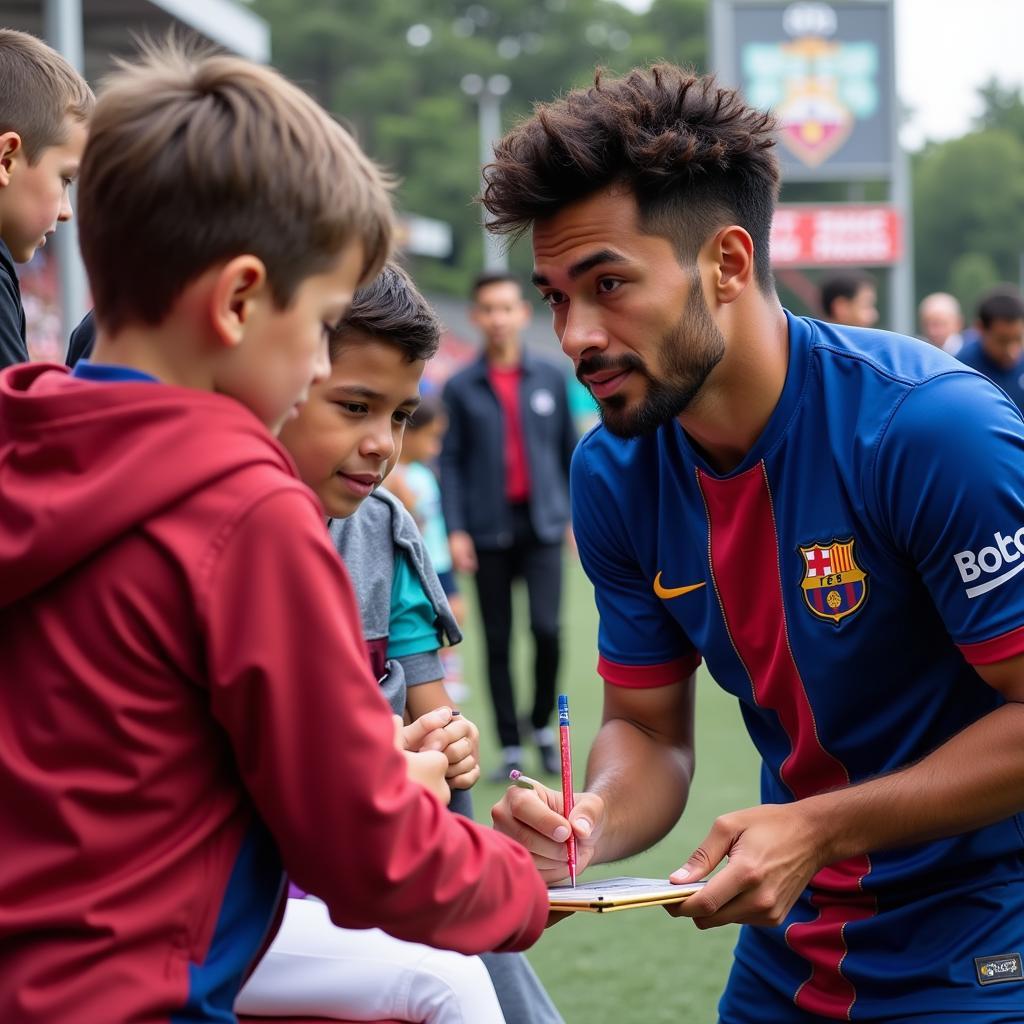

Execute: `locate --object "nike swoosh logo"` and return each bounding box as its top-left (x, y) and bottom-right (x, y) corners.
top-left (653, 572), bottom-right (706, 599)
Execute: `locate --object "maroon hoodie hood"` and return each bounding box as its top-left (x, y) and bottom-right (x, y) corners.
top-left (0, 362), bottom-right (296, 607)
top-left (0, 363), bottom-right (550, 1024)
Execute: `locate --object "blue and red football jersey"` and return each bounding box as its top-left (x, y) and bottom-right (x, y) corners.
top-left (572, 312), bottom-right (1024, 1020)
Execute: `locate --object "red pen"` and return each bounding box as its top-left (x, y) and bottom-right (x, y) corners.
top-left (557, 694), bottom-right (577, 887)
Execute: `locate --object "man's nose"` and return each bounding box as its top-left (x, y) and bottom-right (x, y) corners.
top-left (559, 306), bottom-right (607, 362)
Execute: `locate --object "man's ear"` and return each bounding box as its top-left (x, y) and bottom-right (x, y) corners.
top-left (208, 255), bottom-right (269, 348)
top-left (707, 225), bottom-right (755, 304)
top-left (0, 132), bottom-right (24, 188)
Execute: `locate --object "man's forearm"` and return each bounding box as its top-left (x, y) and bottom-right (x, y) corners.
top-left (585, 718), bottom-right (694, 865)
top-left (807, 701), bottom-right (1024, 864)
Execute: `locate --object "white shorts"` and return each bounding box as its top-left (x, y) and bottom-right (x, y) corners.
top-left (235, 897), bottom-right (505, 1024)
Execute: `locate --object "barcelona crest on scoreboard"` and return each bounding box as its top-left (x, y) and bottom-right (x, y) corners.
top-left (798, 538), bottom-right (868, 624)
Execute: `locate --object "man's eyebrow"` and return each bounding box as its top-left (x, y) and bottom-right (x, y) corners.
top-left (531, 249), bottom-right (629, 288)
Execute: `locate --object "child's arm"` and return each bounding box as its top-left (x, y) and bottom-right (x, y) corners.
top-left (388, 547), bottom-right (479, 788)
top-left (406, 681), bottom-right (481, 791)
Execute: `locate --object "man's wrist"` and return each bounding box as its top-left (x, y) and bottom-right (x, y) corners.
top-left (797, 787), bottom-right (871, 867)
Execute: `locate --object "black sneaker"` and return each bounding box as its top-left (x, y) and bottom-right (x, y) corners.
top-left (486, 747), bottom-right (524, 784)
top-left (538, 742), bottom-right (560, 776)
top-left (487, 759), bottom-right (523, 784)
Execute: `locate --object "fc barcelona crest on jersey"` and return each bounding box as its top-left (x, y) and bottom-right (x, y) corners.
top-left (798, 538), bottom-right (868, 624)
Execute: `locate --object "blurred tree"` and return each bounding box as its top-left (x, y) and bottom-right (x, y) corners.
top-left (254, 0), bottom-right (708, 297)
top-left (948, 251), bottom-right (1001, 318)
top-left (913, 81), bottom-right (1024, 305)
top-left (974, 79), bottom-right (1024, 140)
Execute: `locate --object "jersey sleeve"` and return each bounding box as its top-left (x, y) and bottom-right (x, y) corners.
top-left (874, 370), bottom-right (1024, 664)
top-left (200, 486), bottom-right (548, 954)
top-left (571, 438), bottom-right (700, 687)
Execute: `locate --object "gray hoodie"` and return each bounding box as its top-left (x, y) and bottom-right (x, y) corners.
top-left (328, 486), bottom-right (461, 715)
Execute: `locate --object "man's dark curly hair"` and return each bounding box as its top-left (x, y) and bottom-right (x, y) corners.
top-left (481, 64), bottom-right (780, 292)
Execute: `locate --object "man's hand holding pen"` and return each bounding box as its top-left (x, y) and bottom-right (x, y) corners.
top-left (491, 777), bottom-right (606, 886)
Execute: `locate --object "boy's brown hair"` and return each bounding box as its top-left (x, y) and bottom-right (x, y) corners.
top-left (481, 64), bottom-right (780, 292)
top-left (0, 28), bottom-right (94, 162)
top-left (77, 42), bottom-right (393, 333)
top-left (332, 262), bottom-right (440, 364)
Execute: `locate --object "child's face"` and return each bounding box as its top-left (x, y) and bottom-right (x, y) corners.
top-left (280, 331), bottom-right (425, 518)
top-left (218, 242), bottom-right (365, 435)
top-left (0, 116), bottom-right (87, 262)
top-left (402, 416), bottom-right (446, 464)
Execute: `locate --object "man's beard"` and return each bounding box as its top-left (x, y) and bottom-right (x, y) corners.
top-left (578, 283), bottom-right (726, 439)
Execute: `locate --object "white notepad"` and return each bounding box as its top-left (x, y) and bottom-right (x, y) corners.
top-left (547, 875), bottom-right (707, 913)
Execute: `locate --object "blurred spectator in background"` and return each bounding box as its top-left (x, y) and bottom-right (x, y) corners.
top-left (918, 291), bottom-right (964, 355)
top-left (440, 272), bottom-right (576, 780)
top-left (566, 373), bottom-right (600, 435)
top-left (0, 28), bottom-right (93, 368)
top-left (820, 270), bottom-right (879, 328)
top-left (390, 396), bottom-right (468, 702)
top-left (957, 287), bottom-right (1024, 412)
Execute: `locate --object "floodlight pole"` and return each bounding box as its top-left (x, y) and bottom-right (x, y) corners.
top-left (45, 0), bottom-right (89, 349)
top-left (462, 73), bottom-right (511, 272)
top-left (887, 0), bottom-right (913, 336)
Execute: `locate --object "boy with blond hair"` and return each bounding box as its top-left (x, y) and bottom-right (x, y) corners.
top-left (0, 44), bottom-right (547, 1024)
top-left (0, 28), bottom-right (93, 367)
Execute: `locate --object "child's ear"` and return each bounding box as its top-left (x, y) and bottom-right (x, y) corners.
top-left (208, 255), bottom-right (268, 348)
top-left (0, 132), bottom-right (23, 188)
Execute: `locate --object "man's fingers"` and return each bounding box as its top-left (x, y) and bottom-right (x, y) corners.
top-left (667, 884), bottom-right (780, 929)
top-left (668, 861), bottom-right (749, 921)
top-left (492, 787), bottom-right (577, 861)
top-left (568, 808), bottom-right (594, 841)
top-left (670, 818), bottom-right (733, 884)
top-left (533, 851), bottom-right (574, 873)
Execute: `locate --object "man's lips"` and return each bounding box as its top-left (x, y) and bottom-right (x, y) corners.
top-left (582, 367), bottom-right (631, 399)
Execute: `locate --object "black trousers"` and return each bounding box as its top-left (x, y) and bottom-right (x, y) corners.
top-left (473, 504), bottom-right (563, 749)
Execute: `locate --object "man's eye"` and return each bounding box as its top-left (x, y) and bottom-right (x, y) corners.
top-left (597, 278), bottom-right (622, 295)
top-left (394, 410), bottom-right (413, 425)
top-left (335, 402), bottom-right (366, 415)
top-left (542, 291), bottom-right (566, 308)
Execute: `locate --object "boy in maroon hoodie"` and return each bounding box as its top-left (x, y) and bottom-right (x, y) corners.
top-left (0, 43), bottom-right (548, 1024)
